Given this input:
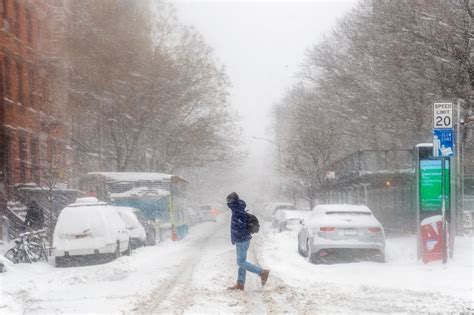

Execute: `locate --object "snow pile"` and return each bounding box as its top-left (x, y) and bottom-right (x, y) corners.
top-left (254, 225), bottom-right (473, 312)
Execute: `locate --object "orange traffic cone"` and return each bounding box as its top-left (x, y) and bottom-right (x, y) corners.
top-left (172, 225), bottom-right (177, 241)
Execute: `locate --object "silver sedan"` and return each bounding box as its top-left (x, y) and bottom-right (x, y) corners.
top-left (298, 204), bottom-right (385, 264)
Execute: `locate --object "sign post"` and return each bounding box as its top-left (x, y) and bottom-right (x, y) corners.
top-left (441, 157), bottom-right (448, 264)
top-left (429, 101), bottom-right (454, 264)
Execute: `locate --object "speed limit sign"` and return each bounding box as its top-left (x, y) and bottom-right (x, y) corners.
top-left (433, 102), bottom-right (453, 129)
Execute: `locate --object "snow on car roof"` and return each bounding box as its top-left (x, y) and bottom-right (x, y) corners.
top-left (315, 204), bottom-right (373, 213)
top-left (267, 202), bottom-right (294, 207)
top-left (278, 210), bottom-right (311, 220)
top-left (67, 201), bottom-right (108, 207)
top-left (415, 143), bottom-right (433, 148)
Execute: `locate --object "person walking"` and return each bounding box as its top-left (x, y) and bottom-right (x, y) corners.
top-left (24, 200), bottom-right (44, 231)
top-left (226, 192), bottom-right (269, 291)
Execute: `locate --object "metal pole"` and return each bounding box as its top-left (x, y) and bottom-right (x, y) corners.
top-left (278, 140), bottom-right (282, 194)
top-left (441, 157), bottom-right (448, 264)
top-left (416, 149), bottom-right (420, 260)
top-left (456, 99), bottom-right (462, 237)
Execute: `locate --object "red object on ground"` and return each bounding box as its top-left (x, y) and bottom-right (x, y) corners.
top-left (171, 225), bottom-right (177, 241)
top-left (420, 215), bottom-right (445, 263)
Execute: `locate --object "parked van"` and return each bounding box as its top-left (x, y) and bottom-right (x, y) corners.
top-left (116, 207), bottom-right (147, 248)
top-left (53, 198), bottom-right (131, 266)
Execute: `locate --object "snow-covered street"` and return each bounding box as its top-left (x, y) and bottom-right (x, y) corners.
top-left (1, 215), bottom-right (472, 314)
top-left (1, 0), bottom-right (473, 314)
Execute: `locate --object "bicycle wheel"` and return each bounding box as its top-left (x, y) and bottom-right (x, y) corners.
top-left (4, 248), bottom-right (20, 264)
top-left (20, 247), bottom-right (33, 263)
top-left (27, 243), bottom-right (42, 262)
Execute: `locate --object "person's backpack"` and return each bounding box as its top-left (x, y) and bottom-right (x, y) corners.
top-left (246, 211), bottom-right (260, 234)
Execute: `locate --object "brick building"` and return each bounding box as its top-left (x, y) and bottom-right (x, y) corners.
top-left (0, 0), bottom-right (70, 198)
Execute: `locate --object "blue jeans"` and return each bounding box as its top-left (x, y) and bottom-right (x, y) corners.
top-left (235, 240), bottom-right (263, 284)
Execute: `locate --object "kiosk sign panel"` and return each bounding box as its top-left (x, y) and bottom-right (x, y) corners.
top-left (419, 159), bottom-right (450, 212)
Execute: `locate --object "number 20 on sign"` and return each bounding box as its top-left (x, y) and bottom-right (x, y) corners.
top-left (433, 102), bottom-right (453, 129)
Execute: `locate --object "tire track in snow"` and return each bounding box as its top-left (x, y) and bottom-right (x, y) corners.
top-left (135, 217), bottom-right (269, 314)
top-left (134, 228), bottom-right (217, 314)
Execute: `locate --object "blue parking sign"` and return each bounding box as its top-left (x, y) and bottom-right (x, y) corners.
top-left (433, 129), bottom-right (454, 157)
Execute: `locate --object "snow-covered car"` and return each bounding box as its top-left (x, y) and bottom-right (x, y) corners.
top-left (298, 204), bottom-right (385, 264)
top-left (184, 206), bottom-right (201, 227)
top-left (273, 209), bottom-right (311, 232)
top-left (262, 202), bottom-right (296, 221)
top-left (132, 211), bottom-right (157, 245)
top-left (53, 199), bottom-right (131, 267)
top-left (198, 205), bottom-right (218, 222)
top-left (116, 207), bottom-right (147, 249)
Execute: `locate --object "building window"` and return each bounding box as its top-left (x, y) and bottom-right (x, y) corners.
top-left (19, 134), bottom-right (26, 183)
top-left (16, 61), bottom-right (23, 105)
top-left (30, 136), bottom-right (39, 183)
top-left (0, 133), bottom-right (10, 184)
top-left (3, 57), bottom-right (11, 99)
top-left (26, 8), bottom-right (32, 45)
top-left (2, 0), bottom-right (8, 20)
top-left (28, 69), bottom-right (34, 107)
top-left (13, 0), bottom-right (18, 38)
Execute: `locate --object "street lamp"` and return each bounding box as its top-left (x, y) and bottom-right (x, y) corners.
top-left (252, 136), bottom-right (282, 194)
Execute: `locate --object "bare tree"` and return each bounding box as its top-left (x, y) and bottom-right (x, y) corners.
top-left (66, 0), bottom-right (239, 177)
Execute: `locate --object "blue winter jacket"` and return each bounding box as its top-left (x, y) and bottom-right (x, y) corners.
top-left (228, 199), bottom-right (251, 245)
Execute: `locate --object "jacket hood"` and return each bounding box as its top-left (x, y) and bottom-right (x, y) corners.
top-left (227, 199), bottom-right (246, 212)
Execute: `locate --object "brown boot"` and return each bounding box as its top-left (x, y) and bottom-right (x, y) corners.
top-left (227, 282), bottom-right (244, 291)
top-left (260, 269), bottom-right (270, 286)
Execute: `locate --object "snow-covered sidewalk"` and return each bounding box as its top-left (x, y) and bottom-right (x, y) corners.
top-left (0, 220), bottom-right (232, 314)
top-left (253, 224), bottom-right (473, 313)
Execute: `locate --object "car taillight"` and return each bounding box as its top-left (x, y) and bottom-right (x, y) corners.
top-left (368, 227), bottom-right (382, 233)
top-left (320, 227), bottom-right (336, 232)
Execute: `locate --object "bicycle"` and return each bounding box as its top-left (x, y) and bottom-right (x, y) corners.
top-left (4, 229), bottom-right (49, 264)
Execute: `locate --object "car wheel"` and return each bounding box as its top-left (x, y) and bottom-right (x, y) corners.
top-left (114, 242), bottom-right (121, 259)
top-left (303, 239), bottom-right (310, 258)
top-left (55, 257), bottom-right (66, 268)
top-left (124, 239), bottom-right (131, 256)
top-left (298, 240), bottom-right (306, 257)
top-left (307, 240), bottom-right (321, 264)
top-left (374, 252), bottom-right (385, 263)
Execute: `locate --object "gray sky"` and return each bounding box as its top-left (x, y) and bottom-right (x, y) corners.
top-left (173, 0), bottom-right (358, 200)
